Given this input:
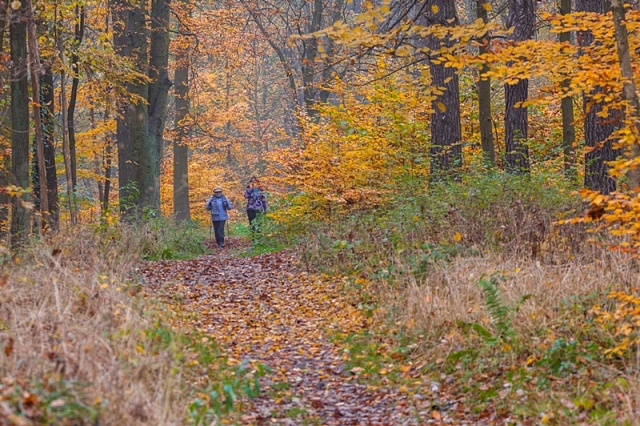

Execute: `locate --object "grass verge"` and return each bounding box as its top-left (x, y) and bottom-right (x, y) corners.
top-left (0, 220), bottom-right (255, 425)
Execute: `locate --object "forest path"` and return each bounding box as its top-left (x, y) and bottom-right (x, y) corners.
top-left (143, 237), bottom-right (450, 425)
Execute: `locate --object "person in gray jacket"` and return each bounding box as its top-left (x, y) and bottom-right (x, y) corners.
top-left (205, 187), bottom-right (233, 248)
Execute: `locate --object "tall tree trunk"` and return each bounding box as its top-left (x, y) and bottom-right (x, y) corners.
top-left (25, 0), bottom-right (48, 229)
top-left (42, 68), bottom-right (58, 229)
top-left (504, 0), bottom-right (535, 174)
top-left (173, 0), bottom-right (191, 222)
top-left (60, 68), bottom-right (77, 224)
top-left (0, 0), bottom-right (11, 242)
top-left (423, 0), bottom-right (463, 180)
top-left (611, 0), bottom-right (640, 189)
top-left (560, 0), bottom-right (576, 177)
top-left (112, 0), bottom-right (154, 216)
top-left (10, 0), bottom-right (31, 247)
top-left (477, 0), bottom-right (495, 167)
top-left (148, 0), bottom-right (171, 213)
top-left (67, 5), bottom-right (84, 191)
top-left (577, 0), bottom-right (617, 194)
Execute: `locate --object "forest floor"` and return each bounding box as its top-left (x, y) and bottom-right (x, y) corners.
top-left (142, 237), bottom-right (472, 425)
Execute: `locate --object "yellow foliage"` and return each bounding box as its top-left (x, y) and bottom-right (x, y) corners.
top-left (268, 67), bottom-right (433, 223)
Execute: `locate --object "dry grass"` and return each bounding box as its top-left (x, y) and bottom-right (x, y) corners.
top-left (371, 236), bottom-right (640, 423)
top-left (0, 224), bottom-right (193, 425)
top-left (384, 246), bottom-right (639, 354)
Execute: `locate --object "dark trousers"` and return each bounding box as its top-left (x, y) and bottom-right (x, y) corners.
top-left (247, 209), bottom-right (261, 232)
top-left (212, 220), bottom-right (226, 246)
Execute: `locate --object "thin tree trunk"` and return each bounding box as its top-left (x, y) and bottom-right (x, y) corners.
top-left (611, 0), bottom-right (640, 189)
top-left (103, 133), bottom-right (113, 213)
top-left (477, 0), bottom-right (495, 167)
top-left (10, 0), bottom-right (31, 247)
top-left (25, 0), bottom-right (48, 229)
top-left (42, 68), bottom-right (59, 229)
top-left (60, 68), bottom-right (77, 224)
top-left (505, 0), bottom-right (535, 174)
top-left (560, 0), bottom-right (575, 177)
top-left (148, 0), bottom-right (172, 213)
top-left (577, 0), bottom-right (617, 194)
top-left (67, 5), bottom-right (84, 191)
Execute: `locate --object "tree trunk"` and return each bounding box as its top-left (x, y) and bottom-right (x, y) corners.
top-left (577, 0), bottom-right (617, 194)
top-left (60, 68), bottom-right (77, 224)
top-left (423, 0), bottom-right (463, 180)
top-left (477, 0), bottom-right (495, 167)
top-left (319, 0), bottom-right (345, 104)
top-left (67, 5), bottom-right (84, 191)
top-left (173, 31), bottom-right (191, 222)
top-left (103, 133), bottom-right (113, 213)
top-left (42, 69), bottom-right (59, 229)
top-left (148, 0), bottom-right (171, 213)
top-left (0, 0), bottom-right (11, 241)
top-left (112, 0), bottom-right (154, 216)
top-left (25, 0), bottom-right (48, 229)
top-left (560, 0), bottom-right (576, 177)
top-left (302, 0), bottom-right (323, 118)
top-left (611, 0), bottom-right (640, 189)
top-left (504, 0), bottom-right (535, 174)
top-left (10, 0), bottom-right (31, 247)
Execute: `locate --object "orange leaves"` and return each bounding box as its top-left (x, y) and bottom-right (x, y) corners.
top-left (143, 240), bottom-right (428, 422)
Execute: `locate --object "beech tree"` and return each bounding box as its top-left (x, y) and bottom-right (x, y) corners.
top-left (504, 0), bottom-right (535, 174)
top-left (10, 0), bottom-right (30, 246)
top-left (173, 0), bottom-right (191, 222)
top-left (577, 0), bottom-right (618, 194)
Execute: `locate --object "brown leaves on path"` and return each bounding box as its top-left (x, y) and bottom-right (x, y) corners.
top-left (142, 237), bottom-right (439, 425)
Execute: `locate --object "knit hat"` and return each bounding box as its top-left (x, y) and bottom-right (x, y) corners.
top-left (213, 187), bottom-right (223, 193)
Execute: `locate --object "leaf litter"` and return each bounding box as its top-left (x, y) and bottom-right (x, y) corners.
top-left (141, 237), bottom-right (460, 425)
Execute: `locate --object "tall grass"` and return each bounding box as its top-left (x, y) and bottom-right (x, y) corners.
top-left (0, 220), bottom-right (209, 425)
top-left (271, 171), bottom-right (640, 422)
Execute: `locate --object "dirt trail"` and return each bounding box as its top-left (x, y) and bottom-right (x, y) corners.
top-left (143, 238), bottom-right (443, 425)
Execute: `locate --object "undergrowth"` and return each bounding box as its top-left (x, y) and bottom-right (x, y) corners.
top-left (264, 171), bottom-right (640, 423)
top-left (0, 220), bottom-right (253, 425)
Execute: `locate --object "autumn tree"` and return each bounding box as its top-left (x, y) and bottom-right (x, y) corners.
top-left (504, 0), bottom-right (535, 174)
top-left (10, 0), bottom-right (31, 246)
top-left (419, 0), bottom-right (463, 179)
top-left (476, 0), bottom-right (495, 167)
top-left (149, 0), bottom-right (172, 209)
top-left (173, 0), bottom-right (191, 222)
top-left (577, 0), bottom-right (618, 194)
top-left (0, 0), bottom-right (11, 239)
top-left (559, 0), bottom-right (575, 176)
top-left (111, 0), bottom-right (157, 215)
top-left (242, 0), bottom-right (348, 124)
top-left (611, 0), bottom-right (640, 189)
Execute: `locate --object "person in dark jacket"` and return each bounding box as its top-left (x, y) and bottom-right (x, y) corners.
top-left (244, 177), bottom-right (267, 230)
top-left (206, 187), bottom-right (233, 248)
